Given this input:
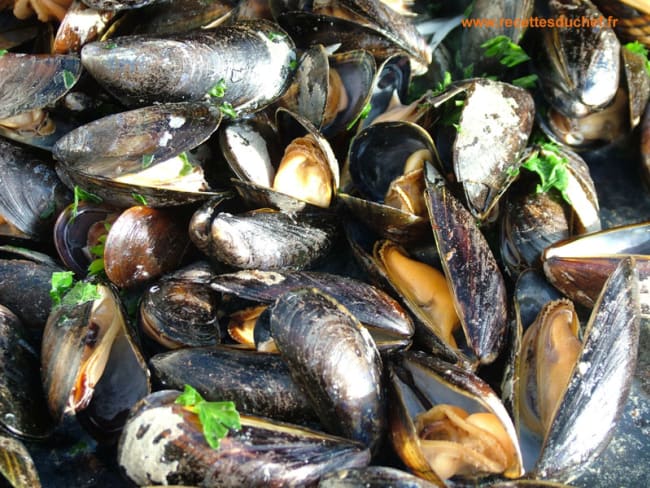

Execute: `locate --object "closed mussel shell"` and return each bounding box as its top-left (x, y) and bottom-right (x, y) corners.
top-left (318, 465), bottom-right (438, 487)
top-left (0, 305), bottom-right (54, 439)
top-left (117, 390), bottom-right (370, 487)
top-left (210, 269), bottom-right (413, 352)
top-left (149, 345), bottom-right (318, 424)
top-left (269, 288), bottom-right (386, 453)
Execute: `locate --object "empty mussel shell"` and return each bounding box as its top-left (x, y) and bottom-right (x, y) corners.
top-left (117, 389), bottom-right (370, 486)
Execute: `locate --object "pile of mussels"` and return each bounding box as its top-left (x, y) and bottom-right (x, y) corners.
top-left (0, 0), bottom-right (649, 486)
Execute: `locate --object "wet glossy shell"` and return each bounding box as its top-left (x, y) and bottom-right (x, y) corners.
top-left (0, 434), bottom-right (42, 488)
top-left (104, 206), bottom-right (190, 289)
top-left (81, 20), bottom-right (295, 112)
top-left (53, 1), bottom-right (115, 54)
top-left (269, 288), bottom-right (386, 453)
top-left (318, 465), bottom-right (439, 487)
top-left (424, 164), bottom-right (508, 365)
top-left (0, 53), bottom-right (81, 118)
top-left (117, 390), bottom-right (370, 486)
top-left (0, 138), bottom-right (72, 241)
top-left (149, 346), bottom-right (317, 424)
top-left (81, 0), bottom-right (159, 10)
top-left (0, 305), bottom-right (54, 439)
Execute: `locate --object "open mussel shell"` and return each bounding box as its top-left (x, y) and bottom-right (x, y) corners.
top-left (269, 288), bottom-right (386, 453)
top-left (149, 345), bottom-right (318, 424)
top-left (424, 163), bottom-right (508, 366)
top-left (222, 107), bottom-right (340, 211)
top-left (81, 0), bottom-right (160, 10)
top-left (643, 104), bottom-right (650, 186)
top-left (53, 0), bottom-right (115, 54)
top-left (41, 282), bottom-right (150, 439)
top-left (117, 389), bottom-right (370, 486)
top-left (81, 19), bottom-right (295, 112)
top-left (622, 46), bottom-right (650, 129)
top-left (210, 268), bottom-right (414, 352)
top-left (275, 0), bottom-right (430, 75)
top-left (340, 121), bottom-right (438, 242)
top-left (318, 465), bottom-right (438, 487)
top-left (0, 138), bottom-right (72, 242)
top-left (388, 351), bottom-right (524, 484)
top-left (452, 78), bottom-right (534, 220)
top-left (542, 221), bottom-right (650, 314)
top-left (0, 52), bottom-right (81, 119)
top-left (103, 205), bottom-right (190, 288)
top-left (53, 102), bottom-right (225, 207)
top-left (529, 258), bottom-right (640, 482)
top-left (533, 0), bottom-right (620, 119)
top-left (0, 305), bottom-right (54, 440)
top-left (140, 262), bottom-right (221, 349)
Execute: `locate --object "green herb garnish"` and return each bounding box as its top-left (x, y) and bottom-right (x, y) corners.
top-left (50, 271), bottom-right (101, 309)
top-left (624, 41), bottom-right (650, 77)
top-left (512, 74), bottom-right (539, 89)
top-left (175, 385), bottom-right (241, 449)
top-left (289, 59), bottom-right (298, 70)
top-left (142, 154), bottom-right (154, 169)
top-left (521, 142), bottom-right (572, 204)
top-left (72, 186), bottom-right (102, 220)
top-left (219, 102), bottom-right (237, 119)
top-left (102, 42), bottom-right (117, 50)
top-left (481, 35), bottom-right (530, 68)
top-left (346, 102), bottom-right (372, 130)
top-left (87, 229), bottom-right (109, 277)
top-left (39, 201), bottom-right (57, 220)
top-left (266, 31), bottom-right (285, 42)
top-left (62, 70), bottom-right (76, 89)
top-left (208, 78), bottom-right (227, 98)
top-left (132, 193), bottom-right (148, 205)
top-left (178, 152), bottom-right (193, 176)
top-left (433, 71), bottom-right (453, 96)
top-left (0, 49), bottom-right (7, 57)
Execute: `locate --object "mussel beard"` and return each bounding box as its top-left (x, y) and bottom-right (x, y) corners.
top-left (518, 299), bottom-right (582, 437)
top-left (12, 0), bottom-right (72, 22)
top-left (415, 405), bottom-right (517, 480)
top-left (272, 134), bottom-right (334, 208)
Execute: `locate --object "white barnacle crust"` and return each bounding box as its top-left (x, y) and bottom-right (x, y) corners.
top-left (119, 406), bottom-right (185, 486)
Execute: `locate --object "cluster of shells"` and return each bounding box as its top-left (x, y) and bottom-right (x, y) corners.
top-left (0, 0), bottom-right (649, 487)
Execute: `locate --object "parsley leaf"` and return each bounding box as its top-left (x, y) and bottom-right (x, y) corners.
top-left (72, 186), bottom-right (102, 220)
top-left (62, 70), bottom-right (76, 89)
top-left (178, 152), bottom-right (193, 176)
top-left (219, 102), bottom-right (237, 119)
top-left (624, 41), bottom-right (650, 77)
top-left (102, 42), bottom-right (117, 50)
top-left (142, 154), bottom-right (154, 169)
top-left (208, 79), bottom-right (227, 98)
top-left (346, 102), bottom-right (372, 130)
top-left (512, 74), bottom-right (538, 89)
top-left (521, 142), bottom-right (572, 204)
top-left (266, 31), bottom-right (285, 42)
top-left (0, 49), bottom-right (7, 57)
top-left (87, 231), bottom-right (109, 277)
top-left (175, 385), bottom-right (241, 449)
top-left (481, 35), bottom-right (530, 68)
top-left (50, 271), bottom-right (102, 310)
top-left (433, 71), bottom-right (453, 96)
top-left (132, 193), bottom-right (148, 205)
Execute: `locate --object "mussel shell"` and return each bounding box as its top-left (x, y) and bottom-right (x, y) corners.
top-left (424, 163), bottom-right (508, 365)
top-left (318, 465), bottom-right (438, 487)
top-left (0, 305), bottom-right (54, 439)
top-left (117, 389), bottom-right (370, 486)
top-left (149, 345), bottom-right (318, 424)
top-left (104, 206), bottom-right (190, 289)
top-left (140, 262), bottom-right (220, 348)
top-left (53, 0), bottom-right (115, 54)
top-left (532, 258), bottom-right (640, 482)
top-left (0, 138), bottom-right (72, 241)
top-left (622, 46), bottom-right (650, 128)
top-left (643, 104), bottom-right (650, 186)
top-left (0, 53), bottom-right (81, 118)
top-left (81, 20), bottom-right (295, 111)
top-left (81, 0), bottom-right (159, 10)
top-left (198, 209), bottom-right (337, 271)
top-left (210, 268), bottom-right (414, 351)
top-left (452, 79), bottom-right (534, 220)
top-left (269, 288), bottom-right (386, 453)
top-left (542, 221), bottom-right (650, 313)
top-left (0, 434), bottom-right (42, 487)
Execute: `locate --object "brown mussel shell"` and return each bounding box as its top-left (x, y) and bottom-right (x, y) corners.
top-left (117, 389), bottom-right (370, 486)
top-left (0, 434), bottom-right (42, 487)
top-left (269, 287), bottom-right (386, 453)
